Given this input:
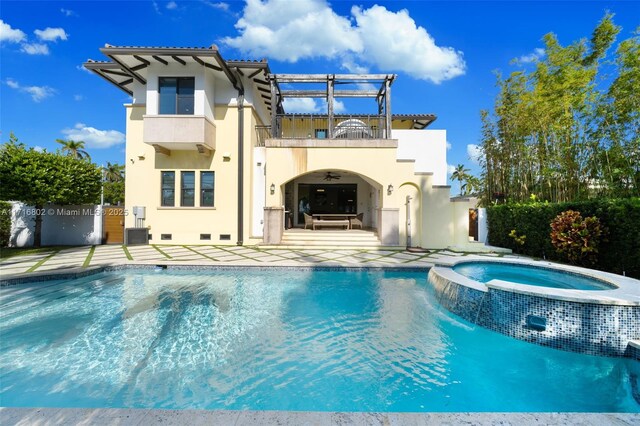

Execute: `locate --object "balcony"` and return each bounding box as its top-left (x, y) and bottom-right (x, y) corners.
top-left (143, 115), bottom-right (215, 155)
top-left (255, 114), bottom-right (394, 148)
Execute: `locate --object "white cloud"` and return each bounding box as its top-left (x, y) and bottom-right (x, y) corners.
top-left (203, 1), bottom-right (231, 11)
top-left (61, 123), bottom-right (125, 149)
top-left (518, 47), bottom-right (545, 64)
top-left (223, 0), bottom-right (465, 83)
top-left (74, 94), bottom-right (84, 101)
top-left (467, 144), bottom-right (482, 164)
top-left (282, 98), bottom-right (319, 113)
top-left (0, 20), bottom-right (26, 43)
top-left (166, 1), bottom-right (178, 10)
top-left (447, 164), bottom-right (456, 176)
top-left (33, 146), bottom-right (45, 153)
top-left (282, 97), bottom-right (345, 113)
top-left (21, 43), bottom-right (49, 55)
top-left (351, 5), bottom-right (465, 83)
top-left (446, 141), bottom-right (452, 150)
top-left (77, 64), bottom-right (93, 74)
top-left (60, 8), bottom-right (77, 17)
top-left (34, 27), bottom-right (68, 42)
top-left (5, 78), bottom-right (56, 102)
top-left (223, 0), bottom-right (362, 63)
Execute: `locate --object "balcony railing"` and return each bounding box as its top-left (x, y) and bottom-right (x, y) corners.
top-left (255, 114), bottom-right (388, 146)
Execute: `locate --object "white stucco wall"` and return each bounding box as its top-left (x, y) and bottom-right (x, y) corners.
top-left (9, 202), bottom-right (103, 247)
top-left (145, 64), bottom-right (212, 121)
top-left (395, 129), bottom-right (448, 185)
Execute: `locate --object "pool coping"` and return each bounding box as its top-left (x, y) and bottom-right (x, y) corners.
top-left (0, 262), bottom-right (433, 286)
top-left (1, 407), bottom-right (639, 425)
top-left (432, 257), bottom-right (640, 306)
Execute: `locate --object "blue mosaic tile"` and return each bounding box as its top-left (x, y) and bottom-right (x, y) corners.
top-left (428, 268), bottom-right (640, 358)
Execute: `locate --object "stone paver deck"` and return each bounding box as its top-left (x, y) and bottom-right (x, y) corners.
top-left (0, 244), bottom-right (515, 280)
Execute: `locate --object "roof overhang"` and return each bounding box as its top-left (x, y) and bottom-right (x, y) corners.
top-left (84, 45), bottom-right (273, 110)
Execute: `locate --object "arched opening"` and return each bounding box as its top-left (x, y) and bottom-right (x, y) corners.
top-left (281, 169), bottom-right (383, 231)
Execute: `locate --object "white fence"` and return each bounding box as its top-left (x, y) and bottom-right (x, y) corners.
top-left (9, 202), bottom-right (103, 247)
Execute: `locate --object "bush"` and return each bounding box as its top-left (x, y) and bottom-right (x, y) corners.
top-left (550, 210), bottom-right (606, 266)
top-left (487, 198), bottom-right (640, 278)
top-left (0, 201), bottom-right (11, 247)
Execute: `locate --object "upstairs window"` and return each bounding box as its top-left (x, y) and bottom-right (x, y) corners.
top-left (181, 171), bottom-right (195, 207)
top-left (200, 171), bottom-right (215, 207)
top-left (159, 77), bottom-right (194, 115)
top-left (161, 171), bottom-right (175, 206)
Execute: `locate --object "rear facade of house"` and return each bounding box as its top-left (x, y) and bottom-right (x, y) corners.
top-left (85, 45), bottom-right (478, 249)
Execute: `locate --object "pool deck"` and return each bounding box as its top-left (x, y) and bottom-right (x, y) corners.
top-left (2, 246), bottom-right (639, 425)
top-left (0, 244), bottom-right (517, 281)
top-left (1, 407), bottom-right (638, 426)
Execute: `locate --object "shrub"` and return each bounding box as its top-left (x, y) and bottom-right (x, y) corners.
top-left (487, 198), bottom-right (640, 278)
top-left (0, 201), bottom-right (11, 247)
top-left (550, 210), bottom-right (606, 266)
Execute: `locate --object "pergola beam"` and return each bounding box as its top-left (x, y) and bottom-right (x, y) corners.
top-left (273, 74), bottom-right (393, 83)
top-left (280, 90), bottom-right (379, 98)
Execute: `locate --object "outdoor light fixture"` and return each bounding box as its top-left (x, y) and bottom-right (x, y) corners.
top-left (387, 184), bottom-right (394, 195)
top-left (270, 183), bottom-right (275, 195)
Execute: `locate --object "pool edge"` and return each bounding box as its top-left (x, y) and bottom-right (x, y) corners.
top-left (1, 407), bottom-right (638, 426)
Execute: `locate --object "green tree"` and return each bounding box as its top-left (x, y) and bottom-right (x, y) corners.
top-left (451, 164), bottom-right (470, 196)
top-left (0, 134), bottom-right (102, 246)
top-left (56, 138), bottom-right (91, 161)
top-left (478, 13), bottom-right (639, 204)
top-left (103, 162), bottom-right (125, 183)
top-left (461, 175), bottom-right (482, 196)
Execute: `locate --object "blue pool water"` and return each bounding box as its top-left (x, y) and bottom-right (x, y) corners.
top-left (0, 269), bottom-right (637, 412)
top-left (453, 262), bottom-right (614, 290)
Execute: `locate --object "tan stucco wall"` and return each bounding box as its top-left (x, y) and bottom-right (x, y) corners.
top-left (263, 145), bottom-right (468, 248)
top-left (124, 103), bottom-right (260, 245)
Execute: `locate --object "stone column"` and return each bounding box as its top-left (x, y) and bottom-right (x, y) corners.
top-left (378, 208), bottom-right (399, 246)
top-left (263, 206), bottom-right (284, 244)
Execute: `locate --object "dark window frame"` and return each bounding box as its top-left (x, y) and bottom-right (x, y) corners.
top-left (200, 171), bottom-right (215, 207)
top-left (161, 171), bottom-right (175, 207)
top-left (158, 77), bottom-right (195, 115)
top-left (181, 171), bottom-right (195, 207)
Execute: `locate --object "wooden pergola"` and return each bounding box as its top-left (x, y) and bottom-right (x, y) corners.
top-left (268, 74), bottom-right (396, 139)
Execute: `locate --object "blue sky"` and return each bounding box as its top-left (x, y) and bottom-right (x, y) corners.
top-left (1, 0), bottom-right (639, 183)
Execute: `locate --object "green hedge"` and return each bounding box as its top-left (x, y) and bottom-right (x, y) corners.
top-left (0, 201), bottom-right (11, 247)
top-left (487, 198), bottom-right (640, 278)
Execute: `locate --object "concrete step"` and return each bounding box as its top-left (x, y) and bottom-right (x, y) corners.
top-left (279, 229), bottom-right (381, 247)
top-left (282, 234), bottom-right (380, 242)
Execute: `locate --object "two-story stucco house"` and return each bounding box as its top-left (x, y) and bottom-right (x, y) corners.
top-left (85, 45), bottom-right (479, 249)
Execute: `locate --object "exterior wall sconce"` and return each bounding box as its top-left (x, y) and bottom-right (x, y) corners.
top-left (270, 183), bottom-right (275, 195)
top-left (387, 184), bottom-right (394, 195)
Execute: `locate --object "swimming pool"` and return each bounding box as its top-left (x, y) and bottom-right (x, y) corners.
top-left (1, 268), bottom-right (638, 412)
top-left (452, 261), bottom-right (614, 290)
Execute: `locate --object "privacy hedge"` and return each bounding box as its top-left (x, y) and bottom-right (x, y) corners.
top-left (487, 198), bottom-right (640, 278)
top-left (0, 201), bottom-right (11, 247)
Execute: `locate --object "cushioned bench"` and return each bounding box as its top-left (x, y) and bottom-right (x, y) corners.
top-left (313, 219), bottom-right (350, 230)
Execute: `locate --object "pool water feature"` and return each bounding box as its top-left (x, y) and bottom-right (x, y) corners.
top-left (453, 262), bottom-right (614, 290)
top-left (1, 268), bottom-right (638, 412)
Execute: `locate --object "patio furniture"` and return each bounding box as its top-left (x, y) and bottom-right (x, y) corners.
top-left (350, 213), bottom-right (364, 230)
top-left (303, 213), bottom-right (314, 229)
top-left (313, 219), bottom-right (350, 230)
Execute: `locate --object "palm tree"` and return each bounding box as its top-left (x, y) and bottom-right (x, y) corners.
top-left (461, 175), bottom-right (481, 196)
top-left (451, 164), bottom-right (469, 196)
top-left (56, 139), bottom-right (90, 160)
top-left (103, 162), bottom-right (124, 182)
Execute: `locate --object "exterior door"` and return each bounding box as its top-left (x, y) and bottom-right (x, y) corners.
top-left (103, 206), bottom-right (125, 244)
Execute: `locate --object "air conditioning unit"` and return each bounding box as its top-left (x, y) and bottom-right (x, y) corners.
top-left (125, 228), bottom-right (149, 245)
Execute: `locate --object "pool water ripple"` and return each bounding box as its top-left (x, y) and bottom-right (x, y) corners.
top-left (1, 269), bottom-right (638, 412)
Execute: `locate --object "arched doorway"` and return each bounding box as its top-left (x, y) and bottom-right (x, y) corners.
top-left (282, 169), bottom-right (383, 230)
